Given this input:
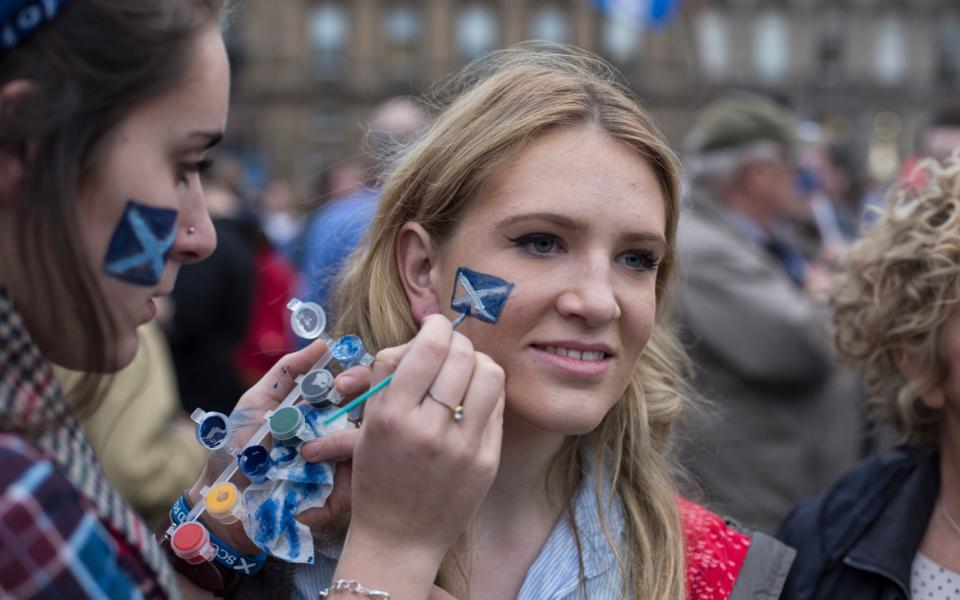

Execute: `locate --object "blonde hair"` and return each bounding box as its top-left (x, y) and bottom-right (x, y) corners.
top-left (831, 153), bottom-right (960, 447)
top-left (334, 44), bottom-right (690, 599)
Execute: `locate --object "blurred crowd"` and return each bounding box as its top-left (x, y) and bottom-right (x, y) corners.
top-left (13, 0), bottom-right (960, 597)
top-left (73, 84), bottom-right (960, 535)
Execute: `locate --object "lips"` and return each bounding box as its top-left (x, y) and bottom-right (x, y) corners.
top-left (142, 297), bottom-right (158, 322)
top-left (529, 341), bottom-right (616, 378)
top-left (531, 341), bottom-right (615, 359)
top-left (537, 345), bottom-right (607, 361)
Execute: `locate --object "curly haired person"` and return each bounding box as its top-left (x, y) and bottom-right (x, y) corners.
top-left (779, 153), bottom-right (960, 599)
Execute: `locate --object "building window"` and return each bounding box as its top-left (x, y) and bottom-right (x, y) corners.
top-left (312, 106), bottom-right (346, 133)
top-left (936, 14), bottom-right (960, 86)
top-left (816, 12), bottom-right (845, 83)
top-left (309, 2), bottom-right (349, 79)
top-left (529, 4), bottom-right (569, 43)
top-left (382, 3), bottom-right (423, 77)
top-left (456, 3), bottom-right (499, 60)
top-left (696, 8), bottom-right (730, 79)
top-left (602, 15), bottom-right (642, 64)
top-left (873, 14), bottom-right (907, 85)
top-left (752, 10), bottom-right (790, 82)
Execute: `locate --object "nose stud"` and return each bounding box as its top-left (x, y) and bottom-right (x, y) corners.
top-left (186, 226), bottom-right (196, 235)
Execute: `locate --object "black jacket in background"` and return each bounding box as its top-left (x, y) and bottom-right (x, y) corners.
top-left (777, 447), bottom-right (939, 600)
top-left (168, 216), bottom-right (255, 416)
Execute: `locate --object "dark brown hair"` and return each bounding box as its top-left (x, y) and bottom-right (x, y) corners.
top-left (0, 0), bottom-right (227, 417)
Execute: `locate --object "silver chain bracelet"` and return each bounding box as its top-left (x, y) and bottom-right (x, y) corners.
top-left (318, 579), bottom-right (391, 599)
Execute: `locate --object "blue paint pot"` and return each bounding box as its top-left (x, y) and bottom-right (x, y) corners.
top-left (238, 445), bottom-right (272, 484)
top-left (194, 411), bottom-right (231, 451)
top-left (331, 335), bottom-right (365, 369)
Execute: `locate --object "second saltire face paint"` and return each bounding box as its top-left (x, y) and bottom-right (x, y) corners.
top-left (102, 199), bottom-right (178, 286)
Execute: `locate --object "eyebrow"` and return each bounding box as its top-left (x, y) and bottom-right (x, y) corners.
top-left (496, 212), bottom-right (583, 231)
top-left (495, 211), bottom-right (666, 246)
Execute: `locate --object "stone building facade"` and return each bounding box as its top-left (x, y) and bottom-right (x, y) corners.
top-left (227, 0), bottom-right (960, 188)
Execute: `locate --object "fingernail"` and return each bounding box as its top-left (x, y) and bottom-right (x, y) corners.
top-left (300, 441), bottom-right (319, 461)
top-left (336, 374), bottom-right (355, 390)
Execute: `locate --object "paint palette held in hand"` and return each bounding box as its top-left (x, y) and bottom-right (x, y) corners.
top-left (167, 298), bottom-right (375, 565)
top-left (167, 267), bottom-right (516, 566)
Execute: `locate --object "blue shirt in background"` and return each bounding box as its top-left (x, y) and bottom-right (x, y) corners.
top-left (298, 188), bottom-right (379, 319)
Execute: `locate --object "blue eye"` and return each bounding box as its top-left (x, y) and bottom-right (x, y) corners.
top-left (509, 233), bottom-right (562, 256)
top-left (619, 250), bottom-right (660, 272)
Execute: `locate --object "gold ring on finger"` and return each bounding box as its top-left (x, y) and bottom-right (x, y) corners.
top-left (425, 390), bottom-right (464, 422)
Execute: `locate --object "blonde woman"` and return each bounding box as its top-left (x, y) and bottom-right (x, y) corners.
top-left (778, 154), bottom-right (960, 599)
top-left (247, 47), bottom-right (795, 600)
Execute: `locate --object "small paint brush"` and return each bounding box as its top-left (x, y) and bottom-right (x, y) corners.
top-left (323, 374), bottom-right (393, 425)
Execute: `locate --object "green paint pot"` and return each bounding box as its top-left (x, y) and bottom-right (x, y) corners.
top-left (269, 406), bottom-right (305, 447)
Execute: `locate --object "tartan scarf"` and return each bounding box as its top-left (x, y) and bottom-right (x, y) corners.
top-left (0, 285), bottom-right (181, 599)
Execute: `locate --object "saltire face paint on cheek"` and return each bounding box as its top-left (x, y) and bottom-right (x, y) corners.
top-left (103, 199), bottom-right (178, 286)
top-left (450, 267), bottom-right (515, 324)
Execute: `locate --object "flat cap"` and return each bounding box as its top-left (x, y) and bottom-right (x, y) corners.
top-left (686, 93), bottom-right (796, 154)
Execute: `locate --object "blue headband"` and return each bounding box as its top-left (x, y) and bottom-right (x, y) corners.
top-left (1, 0), bottom-right (69, 56)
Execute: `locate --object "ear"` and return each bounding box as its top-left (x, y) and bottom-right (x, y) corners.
top-left (396, 221), bottom-right (442, 324)
top-left (0, 150), bottom-right (24, 206)
top-left (0, 80), bottom-right (38, 206)
top-left (895, 347), bottom-right (945, 410)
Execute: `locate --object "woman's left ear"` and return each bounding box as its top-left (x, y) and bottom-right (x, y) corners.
top-left (0, 80), bottom-right (39, 206)
top-left (396, 221), bottom-right (442, 323)
top-left (0, 151), bottom-right (24, 206)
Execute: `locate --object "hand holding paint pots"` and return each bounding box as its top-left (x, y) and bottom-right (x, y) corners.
top-left (180, 268), bottom-right (515, 566)
top-left (337, 315), bottom-right (506, 571)
top-left (185, 337), bottom-right (374, 554)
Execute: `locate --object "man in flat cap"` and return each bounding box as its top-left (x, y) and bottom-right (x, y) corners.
top-left (676, 93), bottom-right (863, 533)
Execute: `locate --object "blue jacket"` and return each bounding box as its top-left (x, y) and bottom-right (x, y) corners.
top-left (776, 447), bottom-right (939, 599)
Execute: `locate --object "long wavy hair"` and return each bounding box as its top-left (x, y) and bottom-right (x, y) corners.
top-left (334, 44), bottom-right (691, 599)
top-left (831, 153), bottom-right (960, 447)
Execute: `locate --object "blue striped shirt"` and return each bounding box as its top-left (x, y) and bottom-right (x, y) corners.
top-left (292, 470), bottom-right (627, 599)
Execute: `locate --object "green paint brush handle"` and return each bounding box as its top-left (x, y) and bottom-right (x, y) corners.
top-left (323, 374), bottom-right (394, 425)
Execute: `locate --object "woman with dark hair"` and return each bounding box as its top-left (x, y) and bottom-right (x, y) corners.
top-left (0, 2), bottom-right (369, 598)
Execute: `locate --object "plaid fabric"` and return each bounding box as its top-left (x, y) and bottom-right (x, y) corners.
top-left (0, 287), bottom-right (179, 599)
top-left (0, 435), bottom-right (151, 598)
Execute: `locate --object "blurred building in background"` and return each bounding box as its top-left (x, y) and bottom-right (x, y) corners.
top-left (225, 0), bottom-right (960, 194)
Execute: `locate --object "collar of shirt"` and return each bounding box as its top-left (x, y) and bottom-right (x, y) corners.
top-left (517, 460), bottom-right (625, 599)
top-left (305, 457), bottom-right (626, 600)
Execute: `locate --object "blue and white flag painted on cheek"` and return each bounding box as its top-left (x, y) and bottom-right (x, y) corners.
top-left (450, 267), bottom-right (515, 325)
top-left (103, 200), bottom-right (178, 287)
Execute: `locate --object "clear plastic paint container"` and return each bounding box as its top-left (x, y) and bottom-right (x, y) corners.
top-left (204, 482), bottom-right (243, 525)
top-left (331, 335), bottom-right (369, 369)
top-left (238, 445), bottom-right (272, 484)
top-left (268, 405), bottom-right (307, 447)
top-left (191, 409), bottom-right (233, 451)
top-left (299, 368), bottom-right (335, 407)
top-left (287, 298), bottom-right (326, 340)
top-left (171, 521), bottom-right (216, 564)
